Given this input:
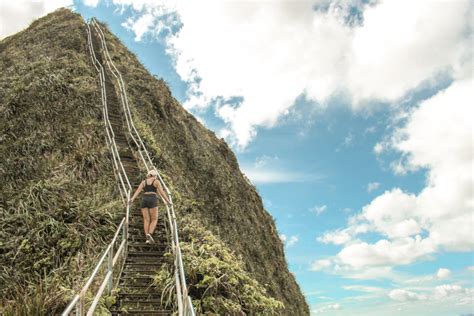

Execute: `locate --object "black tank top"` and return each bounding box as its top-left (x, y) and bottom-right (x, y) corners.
top-left (143, 179), bottom-right (157, 193)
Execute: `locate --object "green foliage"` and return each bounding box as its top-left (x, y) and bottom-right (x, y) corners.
top-left (153, 216), bottom-right (284, 315)
top-left (0, 9), bottom-right (122, 313)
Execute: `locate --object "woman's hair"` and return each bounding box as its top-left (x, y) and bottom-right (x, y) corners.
top-left (147, 169), bottom-right (158, 177)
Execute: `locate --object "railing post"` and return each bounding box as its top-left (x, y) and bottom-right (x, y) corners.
top-left (107, 248), bottom-right (113, 294)
top-left (78, 296), bottom-right (84, 316)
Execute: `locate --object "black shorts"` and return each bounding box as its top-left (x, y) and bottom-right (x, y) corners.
top-left (140, 194), bottom-right (158, 208)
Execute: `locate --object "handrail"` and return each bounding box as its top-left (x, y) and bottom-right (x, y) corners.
top-left (62, 22), bottom-right (132, 316)
top-left (90, 18), bottom-right (194, 316)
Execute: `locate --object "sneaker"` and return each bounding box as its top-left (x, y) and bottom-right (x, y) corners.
top-left (146, 233), bottom-right (155, 243)
top-left (145, 239), bottom-right (150, 244)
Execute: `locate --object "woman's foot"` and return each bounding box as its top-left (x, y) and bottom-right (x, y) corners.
top-left (146, 233), bottom-right (155, 243)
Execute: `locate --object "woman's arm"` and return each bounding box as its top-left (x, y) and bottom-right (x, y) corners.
top-left (155, 180), bottom-right (172, 205)
top-left (130, 181), bottom-right (144, 203)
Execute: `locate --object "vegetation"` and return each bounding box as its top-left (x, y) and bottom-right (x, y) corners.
top-left (154, 215), bottom-right (284, 314)
top-left (0, 8), bottom-right (308, 314)
top-left (0, 9), bottom-right (122, 314)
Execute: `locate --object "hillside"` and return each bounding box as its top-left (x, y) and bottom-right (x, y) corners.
top-left (0, 9), bottom-right (309, 315)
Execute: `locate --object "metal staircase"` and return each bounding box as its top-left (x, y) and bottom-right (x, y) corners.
top-left (62, 18), bottom-right (194, 316)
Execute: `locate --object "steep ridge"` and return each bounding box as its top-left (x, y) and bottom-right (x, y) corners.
top-left (0, 9), bottom-right (309, 314)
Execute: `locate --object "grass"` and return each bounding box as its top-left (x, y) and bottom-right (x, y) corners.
top-left (153, 215), bottom-right (284, 314)
top-left (0, 9), bottom-right (122, 314)
top-left (0, 8), bottom-right (309, 315)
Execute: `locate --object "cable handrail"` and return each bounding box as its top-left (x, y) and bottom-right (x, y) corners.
top-left (62, 22), bottom-right (132, 316)
top-left (90, 18), bottom-right (194, 316)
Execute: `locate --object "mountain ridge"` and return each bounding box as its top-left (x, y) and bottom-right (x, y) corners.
top-left (0, 8), bottom-right (309, 315)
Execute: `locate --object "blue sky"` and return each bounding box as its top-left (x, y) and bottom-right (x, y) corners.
top-left (1, 1), bottom-right (473, 315)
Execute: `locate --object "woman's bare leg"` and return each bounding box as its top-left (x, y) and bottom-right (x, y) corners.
top-left (141, 208), bottom-right (150, 236)
top-left (148, 207), bottom-right (158, 235)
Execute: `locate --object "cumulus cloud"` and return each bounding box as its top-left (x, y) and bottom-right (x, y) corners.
top-left (111, 0), bottom-right (471, 148)
top-left (83, 0), bottom-right (99, 8)
top-left (279, 234), bottom-right (299, 247)
top-left (389, 289), bottom-right (425, 302)
top-left (312, 78), bottom-right (474, 279)
top-left (313, 303), bottom-right (341, 314)
top-left (436, 268), bottom-right (451, 280)
top-left (0, 0), bottom-right (73, 39)
top-left (317, 229), bottom-right (352, 245)
top-left (388, 284), bottom-right (473, 307)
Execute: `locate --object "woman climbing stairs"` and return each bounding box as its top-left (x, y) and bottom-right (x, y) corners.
top-left (110, 213), bottom-right (171, 315)
top-left (90, 26), bottom-right (172, 315)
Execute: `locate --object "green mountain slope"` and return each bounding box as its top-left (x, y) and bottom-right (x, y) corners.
top-left (0, 9), bottom-right (309, 315)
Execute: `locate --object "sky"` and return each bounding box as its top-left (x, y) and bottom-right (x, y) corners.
top-left (1, 0), bottom-right (473, 315)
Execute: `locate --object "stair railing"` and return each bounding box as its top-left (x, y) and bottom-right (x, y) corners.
top-left (90, 18), bottom-right (195, 316)
top-left (62, 22), bottom-right (132, 316)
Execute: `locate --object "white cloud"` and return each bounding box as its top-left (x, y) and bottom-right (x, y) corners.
top-left (310, 78), bottom-right (474, 279)
top-left (313, 303), bottom-right (341, 314)
top-left (317, 224), bottom-right (368, 245)
top-left (433, 284), bottom-right (464, 299)
top-left (387, 284), bottom-right (474, 310)
top-left (280, 234), bottom-right (299, 248)
top-left (337, 236), bottom-right (436, 268)
top-left (241, 155), bottom-right (321, 184)
top-left (83, 0), bottom-right (99, 8)
top-left (112, 0), bottom-right (471, 148)
top-left (242, 167), bottom-right (316, 184)
top-left (310, 205), bottom-right (328, 216)
top-left (318, 229), bottom-right (351, 245)
top-left (436, 268), bottom-right (451, 280)
top-left (367, 182), bottom-right (380, 193)
top-left (0, 0), bottom-right (73, 40)
top-left (389, 289), bottom-right (425, 302)
top-left (122, 13), bottom-right (154, 41)
top-left (467, 266), bottom-right (474, 272)
top-left (310, 259), bottom-right (332, 271)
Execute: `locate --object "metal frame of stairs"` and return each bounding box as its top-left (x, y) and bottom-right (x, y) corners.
top-left (62, 18), bottom-right (194, 316)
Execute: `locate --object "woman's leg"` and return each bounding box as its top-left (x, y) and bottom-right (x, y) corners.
top-left (148, 207), bottom-right (159, 235)
top-left (141, 208), bottom-right (150, 236)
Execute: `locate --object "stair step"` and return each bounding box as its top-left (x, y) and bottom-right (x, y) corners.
top-left (118, 293), bottom-right (161, 299)
top-left (128, 251), bottom-right (165, 256)
top-left (128, 245), bottom-right (167, 251)
top-left (125, 259), bottom-right (166, 264)
top-left (122, 270), bottom-right (159, 276)
top-left (119, 279), bottom-right (155, 287)
top-left (110, 309), bottom-right (171, 315)
top-left (121, 275), bottom-right (155, 281)
top-left (126, 259), bottom-right (165, 265)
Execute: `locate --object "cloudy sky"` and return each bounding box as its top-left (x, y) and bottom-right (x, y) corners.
top-left (1, 0), bottom-right (473, 315)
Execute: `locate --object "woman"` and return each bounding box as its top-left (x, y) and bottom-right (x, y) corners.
top-left (130, 169), bottom-right (171, 243)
